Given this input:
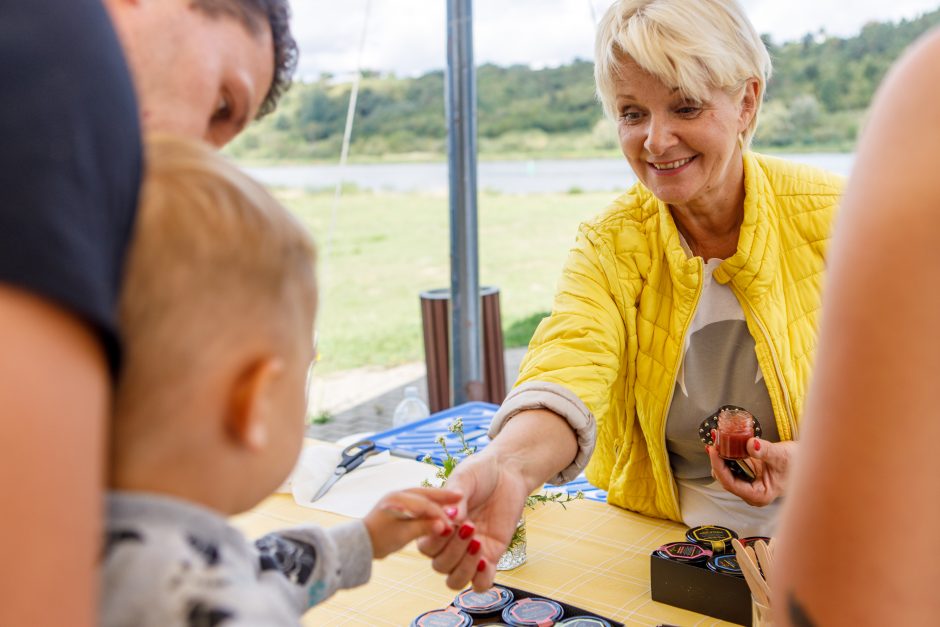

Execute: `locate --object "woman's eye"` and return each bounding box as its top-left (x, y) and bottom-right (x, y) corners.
top-left (677, 105), bottom-right (701, 117)
top-left (619, 110), bottom-right (642, 123)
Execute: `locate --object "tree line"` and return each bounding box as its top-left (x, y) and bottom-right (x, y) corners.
top-left (227, 8), bottom-right (940, 162)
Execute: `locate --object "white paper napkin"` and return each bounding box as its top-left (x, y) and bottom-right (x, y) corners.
top-left (284, 445), bottom-right (441, 518)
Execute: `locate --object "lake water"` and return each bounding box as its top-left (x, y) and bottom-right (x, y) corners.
top-left (245, 153), bottom-right (855, 194)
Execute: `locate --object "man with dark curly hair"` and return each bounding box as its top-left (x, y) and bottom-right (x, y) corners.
top-left (105, 0), bottom-right (298, 146)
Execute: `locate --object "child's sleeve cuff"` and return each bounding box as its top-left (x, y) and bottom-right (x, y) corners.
top-left (328, 520), bottom-right (373, 589)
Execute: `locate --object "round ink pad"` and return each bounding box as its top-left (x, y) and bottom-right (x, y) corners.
top-left (706, 553), bottom-right (744, 577)
top-left (453, 585), bottom-right (514, 617)
top-left (501, 597), bottom-right (565, 626)
top-left (411, 606), bottom-right (473, 627)
top-left (655, 541), bottom-right (712, 564)
top-left (557, 617), bottom-right (612, 626)
top-left (686, 524), bottom-right (738, 553)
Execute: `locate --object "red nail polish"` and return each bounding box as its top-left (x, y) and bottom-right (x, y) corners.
top-left (440, 524), bottom-right (453, 537)
top-left (445, 507), bottom-right (458, 519)
top-left (458, 524), bottom-right (474, 540)
top-left (477, 559), bottom-right (486, 572)
top-left (754, 439), bottom-right (761, 452)
top-left (468, 539), bottom-right (481, 555)
top-left (705, 444), bottom-right (710, 454)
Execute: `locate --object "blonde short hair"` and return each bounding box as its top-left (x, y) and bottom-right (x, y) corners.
top-left (594, 0), bottom-right (772, 147)
top-left (116, 135), bottom-right (317, 419)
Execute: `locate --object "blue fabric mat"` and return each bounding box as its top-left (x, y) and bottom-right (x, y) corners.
top-left (369, 401), bottom-right (607, 502)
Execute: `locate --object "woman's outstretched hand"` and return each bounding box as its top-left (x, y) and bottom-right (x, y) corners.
top-left (706, 437), bottom-right (797, 506)
top-left (416, 448), bottom-right (532, 591)
top-left (417, 408), bottom-right (580, 591)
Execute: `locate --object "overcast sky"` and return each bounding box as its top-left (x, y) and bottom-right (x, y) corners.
top-left (289, 0), bottom-right (940, 81)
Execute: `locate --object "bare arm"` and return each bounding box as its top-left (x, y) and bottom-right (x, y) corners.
top-left (774, 31), bottom-right (940, 626)
top-left (485, 408), bottom-right (580, 491)
top-left (0, 287), bottom-right (110, 627)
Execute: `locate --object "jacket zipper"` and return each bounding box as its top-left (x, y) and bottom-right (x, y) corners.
top-left (659, 258), bottom-right (704, 519)
top-left (729, 285), bottom-right (798, 441)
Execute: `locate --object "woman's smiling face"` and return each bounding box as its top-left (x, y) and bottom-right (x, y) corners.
top-left (613, 57), bottom-right (757, 213)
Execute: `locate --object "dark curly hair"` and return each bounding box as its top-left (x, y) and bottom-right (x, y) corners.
top-left (190, 0), bottom-right (299, 118)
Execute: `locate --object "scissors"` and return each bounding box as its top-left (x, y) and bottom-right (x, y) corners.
top-left (310, 440), bottom-right (379, 502)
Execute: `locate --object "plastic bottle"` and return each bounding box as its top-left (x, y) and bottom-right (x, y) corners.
top-left (392, 386), bottom-right (430, 428)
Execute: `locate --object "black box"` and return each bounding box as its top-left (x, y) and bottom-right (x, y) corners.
top-left (650, 552), bottom-right (751, 626)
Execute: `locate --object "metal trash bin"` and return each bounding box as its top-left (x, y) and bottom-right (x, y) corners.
top-left (420, 286), bottom-right (506, 413)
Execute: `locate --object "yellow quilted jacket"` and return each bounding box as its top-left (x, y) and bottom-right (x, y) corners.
top-left (516, 152), bottom-right (844, 521)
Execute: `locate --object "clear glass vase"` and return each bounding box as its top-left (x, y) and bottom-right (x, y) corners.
top-left (496, 515), bottom-right (527, 570)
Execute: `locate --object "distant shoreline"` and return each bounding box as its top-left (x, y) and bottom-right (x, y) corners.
top-left (232, 144), bottom-right (855, 169)
top-left (244, 152), bottom-right (854, 194)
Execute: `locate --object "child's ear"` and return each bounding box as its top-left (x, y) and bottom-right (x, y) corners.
top-left (225, 357), bottom-right (285, 451)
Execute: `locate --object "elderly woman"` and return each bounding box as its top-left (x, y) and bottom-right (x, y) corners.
top-left (419, 0), bottom-right (843, 590)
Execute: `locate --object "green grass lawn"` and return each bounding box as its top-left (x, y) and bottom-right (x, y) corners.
top-left (276, 188), bottom-right (617, 373)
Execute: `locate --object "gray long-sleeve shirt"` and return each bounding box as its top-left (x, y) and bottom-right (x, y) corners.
top-left (102, 492), bottom-right (373, 626)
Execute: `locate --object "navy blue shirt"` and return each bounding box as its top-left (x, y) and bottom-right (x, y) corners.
top-left (0, 0), bottom-right (142, 371)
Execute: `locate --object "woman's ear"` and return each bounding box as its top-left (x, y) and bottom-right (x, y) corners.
top-left (225, 357), bottom-right (284, 451)
top-left (738, 77), bottom-right (760, 132)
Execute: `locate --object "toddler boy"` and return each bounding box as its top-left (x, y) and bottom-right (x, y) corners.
top-left (102, 135), bottom-right (459, 626)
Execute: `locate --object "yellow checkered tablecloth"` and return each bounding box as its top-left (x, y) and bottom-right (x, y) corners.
top-left (232, 489), bottom-right (738, 626)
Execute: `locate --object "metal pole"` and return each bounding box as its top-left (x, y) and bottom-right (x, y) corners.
top-left (445, 0), bottom-right (483, 405)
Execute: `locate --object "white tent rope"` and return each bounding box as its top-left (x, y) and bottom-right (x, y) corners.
top-left (310, 0), bottom-right (372, 419)
top-left (587, 0), bottom-right (597, 25)
top-left (322, 0), bottom-right (373, 287)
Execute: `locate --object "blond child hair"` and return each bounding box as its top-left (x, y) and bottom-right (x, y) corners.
top-left (111, 135), bottom-right (317, 510)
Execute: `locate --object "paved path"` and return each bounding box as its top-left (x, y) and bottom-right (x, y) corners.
top-left (305, 347), bottom-right (527, 441)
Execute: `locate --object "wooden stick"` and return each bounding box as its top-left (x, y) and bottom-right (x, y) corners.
top-left (745, 545), bottom-right (760, 572)
top-left (755, 540), bottom-right (775, 586)
top-left (733, 538), bottom-right (771, 607)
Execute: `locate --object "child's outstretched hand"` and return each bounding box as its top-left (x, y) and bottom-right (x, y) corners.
top-left (364, 487), bottom-right (463, 559)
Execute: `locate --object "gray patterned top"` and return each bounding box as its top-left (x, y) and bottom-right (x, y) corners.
top-left (102, 492), bottom-right (372, 626)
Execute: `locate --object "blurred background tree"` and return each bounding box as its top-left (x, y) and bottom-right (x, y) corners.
top-left (227, 8), bottom-right (940, 163)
